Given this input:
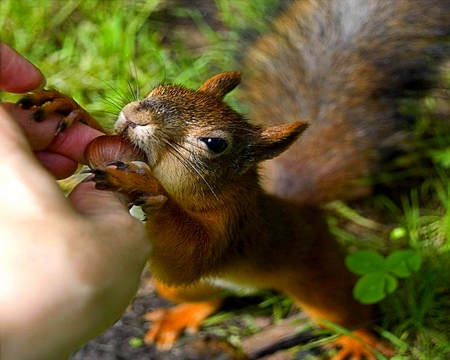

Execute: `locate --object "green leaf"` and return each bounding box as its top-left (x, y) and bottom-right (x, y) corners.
top-left (385, 274), bottom-right (399, 295)
top-left (353, 273), bottom-right (398, 304)
top-left (386, 250), bottom-right (422, 278)
top-left (353, 272), bottom-right (388, 304)
top-left (345, 250), bottom-right (386, 276)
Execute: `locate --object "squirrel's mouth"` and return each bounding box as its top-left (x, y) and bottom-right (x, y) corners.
top-left (115, 131), bottom-right (158, 170)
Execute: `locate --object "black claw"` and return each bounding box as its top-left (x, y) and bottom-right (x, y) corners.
top-left (81, 168), bottom-right (108, 182)
top-left (55, 121), bottom-right (68, 135)
top-left (130, 198), bottom-right (147, 207)
top-left (91, 170), bottom-right (107, 179)
top-left (31, 108), bottom-right (46, 122)
top-left (15, 97), bottom-right (34, 109)
top-left (94, 183), bottom-right (110, 190)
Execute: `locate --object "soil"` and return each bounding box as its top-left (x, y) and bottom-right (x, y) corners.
top-left (70, 272), bottom-right (318, 360)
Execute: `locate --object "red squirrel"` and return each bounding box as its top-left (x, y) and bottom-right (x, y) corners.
top-left (16, 0), bottom-right (450, 358)
top-left (17, 74), bottom-right (389, 360)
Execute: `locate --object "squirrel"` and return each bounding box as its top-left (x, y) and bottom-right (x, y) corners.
top-left (15, 0), bottom-right (450, 359)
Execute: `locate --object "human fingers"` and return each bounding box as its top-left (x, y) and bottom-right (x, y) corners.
top-left (2, 102), bottom-right (104, 156)
top-left (34, 118), bottom-right (105, 178)
top-left (68, 181), bottom-right (135, 220)
top-left (68, 181), bottom-right (149, 274)
top-left (0, 42), bottom-right (46, 93)
top-left (0, 105), bottom-right (69, 213)
top-left (2, 102), bottom-right (96, 179)
top-left (3, 102), bottom-right (104, 173)
top-left (47, 121), bottom-right (104, 165)
top-left (69, 180), bottom-right (148, 254)
top-left (2, 102), bottom-right (62, 150)
top-left (35, 150), bottom-right (79, 180)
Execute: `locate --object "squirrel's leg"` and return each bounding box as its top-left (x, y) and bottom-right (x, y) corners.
top-left (280, 236), bottom-right (394, 359)
top-left (144, 279), bottom-right (225, 350)
top-left (16, 89), bottom-right (105, 133)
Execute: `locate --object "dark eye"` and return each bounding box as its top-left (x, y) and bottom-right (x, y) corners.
top-left (199, 137), bottom-right (228, 154)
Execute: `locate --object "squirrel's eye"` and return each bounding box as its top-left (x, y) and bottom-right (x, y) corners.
top-left (199, 137), bottom-right (228, 154)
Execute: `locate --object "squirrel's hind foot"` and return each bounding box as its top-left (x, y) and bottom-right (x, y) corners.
top-left (15, 89), bottom-right (103, 133)
top-left (143, 300), bottom-right (223, 350)
top-left (329, 330), bottom-right (394, 360)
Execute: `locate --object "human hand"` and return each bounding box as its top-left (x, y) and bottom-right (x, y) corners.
top-left (0, 43), bottom-right (150, 360)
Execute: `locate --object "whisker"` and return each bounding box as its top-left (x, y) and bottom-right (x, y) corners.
top-left (116, 87), bottom-right (134, 108)
top-left (183, 138), bottom-right (210, 153)
top-left (152, 48), bottom-right (167, 85)
top-left (95, 84), bottom-right (130, 111)
top-left (95, 110), bottom-right (121, 117)
top-left (126, 81), bottom-right (139, 102)
top-left (127, 60), bottom-right (140, 101)
top-left (96, 94), bottom-right (124, 112)
top-left (158, 128), bottom-right (208, 156)
top-left (174, 140), bottom-right (206, 157)
top-left (162, 139), bottom-right (218, 199)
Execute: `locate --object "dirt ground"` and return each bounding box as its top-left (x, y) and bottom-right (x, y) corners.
top-left (70, 271), bottom-right (319, 360)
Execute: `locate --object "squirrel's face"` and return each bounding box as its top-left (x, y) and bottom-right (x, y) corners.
top-left (114, 72), bottom-right (307, 200)
top-left (114, 85), bottom-right (254, 196)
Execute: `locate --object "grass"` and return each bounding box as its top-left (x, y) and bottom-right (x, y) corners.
top-left (2, 0), bottom-right (450, 359)
top-left (1, 0), bottom-right (239, 127)
top-left (378, 184), bottom-right (450, 358)
top-left (328, 177), bottom-right (450, 359)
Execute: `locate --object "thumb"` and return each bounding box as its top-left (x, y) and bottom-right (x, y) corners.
top-left (68, 181), bottom-right (133, 219)
top-left (68, 180), bottom-right (149, 257)
top-left (0, 105), bottom-right (62, 204)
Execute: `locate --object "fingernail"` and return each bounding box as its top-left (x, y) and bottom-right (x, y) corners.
top-left (36, 73), bottom-right (47, 90)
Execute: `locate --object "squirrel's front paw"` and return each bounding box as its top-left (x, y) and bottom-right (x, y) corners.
top-left (15, 89), bottom-right (103, 133)
top-left (84, 162), bottom-right (167, 209)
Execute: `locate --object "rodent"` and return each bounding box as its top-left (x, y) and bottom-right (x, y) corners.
top-left (16, 0), bottom-right (450, 359)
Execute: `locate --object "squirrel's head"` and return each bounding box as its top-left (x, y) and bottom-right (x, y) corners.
top-left (114, 72), bottom-right (307, 200)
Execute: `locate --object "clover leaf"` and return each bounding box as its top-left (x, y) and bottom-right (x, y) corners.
top-left (345, 249), bottom-right (422, 304)
top-left (345, 250), bottom-right (386, 275)
top-left (386, 249), bottom-right (422, 278)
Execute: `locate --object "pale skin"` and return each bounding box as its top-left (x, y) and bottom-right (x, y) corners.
top-left (0, 42), bottom-right (150, 360)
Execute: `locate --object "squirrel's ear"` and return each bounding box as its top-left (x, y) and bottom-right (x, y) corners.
top-left (199, 71), bottom-right (241, 99)
top-left (255, 122), bottom-right (308, 161)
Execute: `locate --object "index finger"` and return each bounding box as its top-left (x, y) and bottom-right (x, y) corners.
top-left (0, 42), bottom-right (46, 93)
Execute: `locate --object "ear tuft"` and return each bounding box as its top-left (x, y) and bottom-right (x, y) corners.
top-left (199, 72), bottom-right (241, 99)
top-left (257, 122), bottom-right (309, 161)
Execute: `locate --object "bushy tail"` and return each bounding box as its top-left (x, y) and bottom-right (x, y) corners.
top-left (241, 0), bottom-right (450, 204)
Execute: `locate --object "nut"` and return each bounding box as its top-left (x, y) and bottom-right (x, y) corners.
top-left (85, 135), bottom-right (146, 168)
